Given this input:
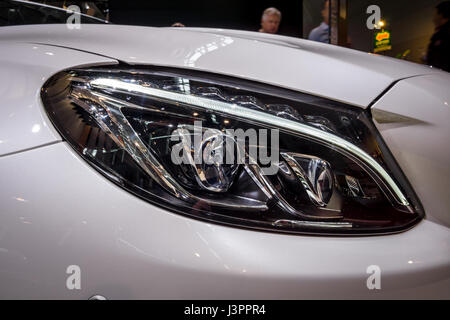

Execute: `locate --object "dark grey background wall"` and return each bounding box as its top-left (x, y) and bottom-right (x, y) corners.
top-left (347, 0), bottom-right (440, 63)
top-left (302, 0), bottom-right (439, 63)
top-left (109, 0), bottom-right (303, 37)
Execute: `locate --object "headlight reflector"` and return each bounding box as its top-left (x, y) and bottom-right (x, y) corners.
top-left (41, 66), bottom-right (423, 235)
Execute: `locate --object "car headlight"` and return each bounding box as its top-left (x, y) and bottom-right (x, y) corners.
top-left (41, 65), bottom-right (423, 235)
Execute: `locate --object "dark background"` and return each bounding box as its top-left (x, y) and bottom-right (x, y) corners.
top-left (26, 0), bottom-right (439, 64)
top-left (109, 0), bottom-right (303, 37)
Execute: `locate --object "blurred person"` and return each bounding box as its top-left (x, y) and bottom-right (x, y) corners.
top-left (308, 0), bottom-right (329, 43)
top-left (171, 22), bottom-right (185, 27)
top-left (259, 7), bottom-right (281, 34)
top-left (425, 1), bottom-right (450, 71)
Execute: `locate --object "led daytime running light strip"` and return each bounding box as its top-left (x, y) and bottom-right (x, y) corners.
top-left (89, 77), bottom-right (410, 207)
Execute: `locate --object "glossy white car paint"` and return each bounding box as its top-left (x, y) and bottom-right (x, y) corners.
top-left (0, 42), bottom-right (116, 156)
top-left (1, 142), bottom-right (449, 299)
top-left (0, 24), bottom-right (442, 107)
top-left (0, 24), bottom-right (449, 299)
top-left (372, 74), bottom-right (450, 228)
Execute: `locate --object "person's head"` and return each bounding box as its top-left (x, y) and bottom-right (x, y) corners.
top-left (171, 22), bottom-right (185, 27)
top-left (433, 1), bottom-right (450, 27)
top-left (321, 0), bottom-right (330, 25)
top-left (260, 7), bottom-right (281, 34)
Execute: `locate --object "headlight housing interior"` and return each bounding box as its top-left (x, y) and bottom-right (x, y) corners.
top-left (41, 65), bottom-right (423, 235)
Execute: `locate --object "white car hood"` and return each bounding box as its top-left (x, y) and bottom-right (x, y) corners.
top-left (0, 24), bottom-right (442, 107)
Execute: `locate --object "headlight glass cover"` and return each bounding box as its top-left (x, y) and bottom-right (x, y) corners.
top-left (41, 66), bottom-right (423, 235)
